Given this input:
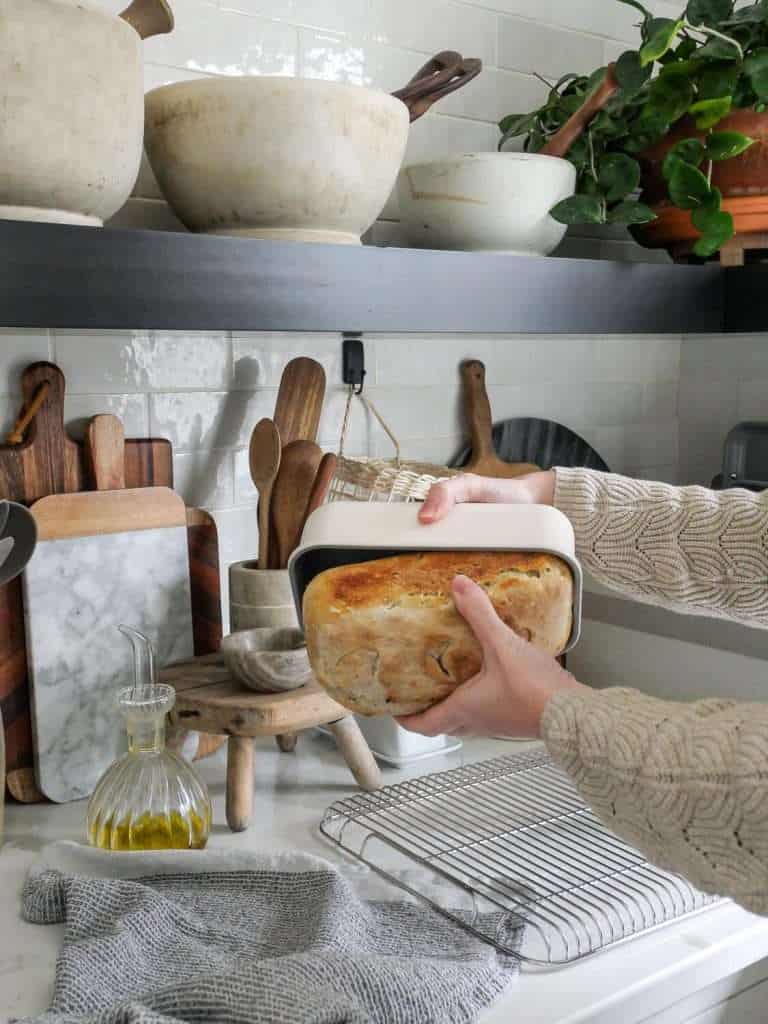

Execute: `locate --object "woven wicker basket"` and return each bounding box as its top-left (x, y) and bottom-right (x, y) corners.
top-left (327, 389), bottom-right (459, 504)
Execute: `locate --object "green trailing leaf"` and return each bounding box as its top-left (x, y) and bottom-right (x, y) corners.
top-left (498, 113), bottom-right (535, 135)
top-left (622, 113), bottom-right (670, 152)
top-left (670, 137), bottom-right (707, 168)
top-left (615, 50), bottom-right (652, 93)
top-left (639, 18), bottom-right (683, 66)
top-left (647, 74), bottom-right (695, 122)
top-left (697, 61), bottom-right (740, 100)
top-left (745, 47), bottom-right (768, 98)
top-left (550, 195), bottom-right (605, 225)
top-left (616, 0), bottom-right (653, 21)
top-left (689, 95), bottom-right (733, 128)
top-left (724, 1), bottom-right (768, 24)
top-left (733, 73), bottom-right (759, 108)
top-left (686, 0), bottom-right (733, 25)
top-left (706, 130), bottom-right (756, 159)
top-left (693, 36), bottom-right (742, 59)
top-left (598, 153), bottom-right (642, 200)
top-left (692, 208), bottom-right (735, 257)
top-left (607, 199), bottom-right (657, 223)
top-left (674, 37), bottom-right (699, 60)
top-left (668, 161), bottom-right (712, 208)
top-left (661, 137), bottom-right (707, 181)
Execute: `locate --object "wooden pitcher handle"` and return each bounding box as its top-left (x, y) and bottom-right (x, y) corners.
top-left (541, 64), bottom-right (619, 159)
top-left (119, 0), bottom-right (174, 39)
top-left (393, 50), bottom-right (482, 123)
top-left (461, 360), bottom-right (495, 461)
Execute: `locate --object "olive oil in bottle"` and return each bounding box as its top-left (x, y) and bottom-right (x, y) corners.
top-left (86, 626), bottom-right (211, 852)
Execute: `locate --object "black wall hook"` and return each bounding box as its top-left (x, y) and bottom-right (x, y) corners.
top-left (342, 334), bottom-right (366, 395)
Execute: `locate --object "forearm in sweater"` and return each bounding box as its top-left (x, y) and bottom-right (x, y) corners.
top-left (553, 467), bottom-right (768, 628)
top-left (542, 687), bottom-right (768, 915)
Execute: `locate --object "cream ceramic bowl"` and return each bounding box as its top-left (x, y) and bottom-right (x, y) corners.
top-left (144, 77), bottom-right (410, 244)
top-left (222, 627), bottom-right (312, 693)
top-left (397, 152), bottom-right (576, 255)
top-left (0, 0), bottom-right (144, 227)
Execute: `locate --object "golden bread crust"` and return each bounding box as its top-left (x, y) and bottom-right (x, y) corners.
top-left (303, 551), bottom-right (573, 716)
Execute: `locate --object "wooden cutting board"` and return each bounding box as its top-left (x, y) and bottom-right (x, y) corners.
top-left (85, 414), bottom-right (224, 762)
top-left (24, 488), bottom-right (194, 803)
top-left (0, 365), bottom-right (173, 802)
top-left (459, 360), bottom-right (539, 479)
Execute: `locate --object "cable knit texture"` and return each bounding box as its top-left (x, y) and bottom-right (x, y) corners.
top-left (542, 468), bottom-right (768, 915)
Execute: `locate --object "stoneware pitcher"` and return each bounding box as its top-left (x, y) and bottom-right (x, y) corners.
top-left (0, 0), bottom-right (173, 227)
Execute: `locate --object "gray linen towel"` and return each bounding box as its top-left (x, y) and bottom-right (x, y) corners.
top-left (19, 844), bottom-right (520, 1024)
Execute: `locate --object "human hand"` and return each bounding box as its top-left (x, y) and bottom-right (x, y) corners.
top-left (419, 470), bottom-right (556, 525)
top-left (397, 575), bottom-right (585, 739)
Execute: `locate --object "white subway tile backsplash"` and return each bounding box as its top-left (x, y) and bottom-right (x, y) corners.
top-left (299, 29), bottom-right (365, 83)
top-left (52, 331), bottom-right (151, 393)
top-left (141, 333), bottom-right (232, 389)
top-left (233, 446), bottom-right (259, 504)
top-left (369, 0), bottom-right (497, 65)
top-left (173, 448), bottom-right (235, 507)
top-left (222, 0), bottom-right (371, 36)
top-left (64, 394), bottom-right (150, 441)
top-left (498, 17), bottom-right (604, 78)
top-left (582, 381), bottom-right (644, 427)
top-left (0, 330), bottom-right (52, 394)
top-left (52, 331), bottom-right (231, 392)
top-left (232, 333), bottom-right (345, 388)
top-left (150, 390), bottom-right (276, 451)
top-left (144, 1), bottom-right (298, 75)
top-left (738, 379), bottom-right (768, 420)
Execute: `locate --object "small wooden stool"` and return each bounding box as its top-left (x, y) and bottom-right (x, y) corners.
top-left (161, 655), bottom-right (382, 832)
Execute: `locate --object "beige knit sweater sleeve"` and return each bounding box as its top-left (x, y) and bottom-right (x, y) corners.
top-left (540, 468), bottom-right (768, 915)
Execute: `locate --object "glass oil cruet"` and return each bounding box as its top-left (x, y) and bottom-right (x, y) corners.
top-left (87, 626), bottom-right (211, 851)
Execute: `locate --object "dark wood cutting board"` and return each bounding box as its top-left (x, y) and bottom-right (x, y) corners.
top-left (0, 364), bottom-right (175, 801)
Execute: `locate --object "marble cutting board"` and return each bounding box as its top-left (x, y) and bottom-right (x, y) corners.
top-left (23, 524), bottom-right (194, 803)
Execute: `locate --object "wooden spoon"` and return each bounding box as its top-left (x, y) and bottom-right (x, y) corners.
top-left (541, 64), bottom-right (618, 160)
top-left (119, 0), bottom-right (174, 39)
top-left (270, 440), bottom-right (323, 569)
top-left (273, 357), bottom-right (326, 448)
top-left (304, 452), bottom-right (337, 520)
top-left (86, 414), bottom-right (126, 491)
top-left (249, 418), bottom-right (281, 571)
top-left (460, 360), bottom-right (539, 479)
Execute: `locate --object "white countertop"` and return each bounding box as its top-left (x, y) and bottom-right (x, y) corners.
top-left (3, 733), bottom-right (768, 1024)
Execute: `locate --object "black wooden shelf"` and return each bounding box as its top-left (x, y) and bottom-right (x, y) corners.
top-left (0, 219), bottom-right (727, 335)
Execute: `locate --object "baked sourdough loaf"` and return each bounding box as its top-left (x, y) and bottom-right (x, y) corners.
top-left (302, 551), bottom-right (573, 716)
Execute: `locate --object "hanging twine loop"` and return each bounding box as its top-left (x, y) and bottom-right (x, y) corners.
top-left (331, 385), bottom-right (457, 503)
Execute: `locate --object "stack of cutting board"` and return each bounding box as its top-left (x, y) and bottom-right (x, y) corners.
top-left (0, 362), bottom-right (223, 802)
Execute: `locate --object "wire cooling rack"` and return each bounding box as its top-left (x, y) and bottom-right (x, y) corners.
top-left (320, 748), bottom-right (721, 965)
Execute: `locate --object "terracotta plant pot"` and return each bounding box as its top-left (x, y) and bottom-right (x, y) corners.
top-left (634, 110), bottom-right (768, 253)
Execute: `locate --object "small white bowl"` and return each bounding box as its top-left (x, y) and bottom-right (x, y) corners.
top-left (397, 152), bottom-right (576, 255)
top-left (222, 627), bottom-right (312, 693)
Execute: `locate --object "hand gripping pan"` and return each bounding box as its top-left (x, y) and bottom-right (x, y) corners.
top-left (288, 502), bottom-right (582, 652)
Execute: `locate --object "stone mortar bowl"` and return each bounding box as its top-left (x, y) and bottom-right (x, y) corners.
top-left (221, 627), bottom-right (312, 693)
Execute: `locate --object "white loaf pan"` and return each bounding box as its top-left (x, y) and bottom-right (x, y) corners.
top-left (288, 502), bottom-right (582, 652)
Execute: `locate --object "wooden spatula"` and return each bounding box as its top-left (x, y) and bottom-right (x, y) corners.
top-left (460, 360), bottom-right (539, 478)
top-left (270, 440), bottom-right (323, 569)
top-left (273, 358), bottom-right (326, 448)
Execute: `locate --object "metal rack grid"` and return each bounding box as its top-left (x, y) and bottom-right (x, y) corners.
top-left (320, 748), bottom-right (721, 965)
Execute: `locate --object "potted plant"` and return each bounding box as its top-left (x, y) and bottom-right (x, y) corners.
top-left (499, 0), bottom-right (768, 259)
